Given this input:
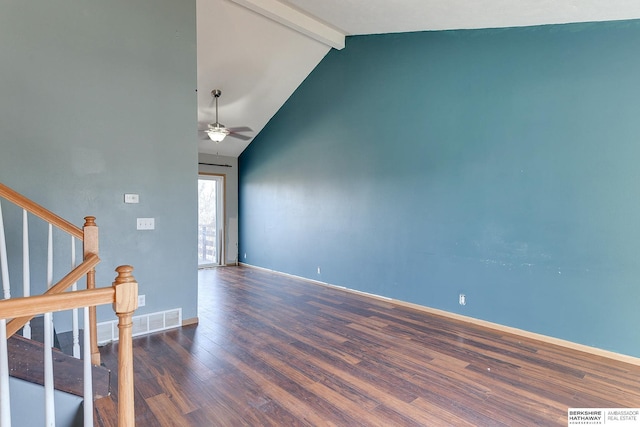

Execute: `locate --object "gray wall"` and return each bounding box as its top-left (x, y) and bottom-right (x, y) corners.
top-left (9, 377), bottom-right (83, 427)
top-left (240, 20), bottom-right (640, 357)
top-left (0, 0), bottom-right (198, 323)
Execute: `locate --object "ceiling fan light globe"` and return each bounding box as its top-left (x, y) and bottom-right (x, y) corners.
top-left (207, 129), bottom-right (227, 142)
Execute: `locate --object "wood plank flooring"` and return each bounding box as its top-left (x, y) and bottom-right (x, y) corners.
top-left (95, 266), bottom-right (640, 426)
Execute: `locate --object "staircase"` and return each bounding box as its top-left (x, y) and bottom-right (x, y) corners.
top-left (8, 332), bottom-right (108, 426)
top-left (0, 182), bottom-right (138, 426)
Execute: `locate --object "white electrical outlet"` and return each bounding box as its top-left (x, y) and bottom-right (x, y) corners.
top-left (459, 294), bottom-right (466, 306)
top-left (138, 294), bottom-right (145, 307)
top-left (317, 267), bottom-right (321, 274)
top-left (137, 218), bottom-right (155, 230)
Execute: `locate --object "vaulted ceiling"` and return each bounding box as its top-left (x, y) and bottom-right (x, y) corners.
top-left (196, 0), bottom-right (640, 157)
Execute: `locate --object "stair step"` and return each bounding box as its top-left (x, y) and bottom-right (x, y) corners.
top-left (22, 316), bottom-right (62, 350)
top-left (8, 334), bottom-right (111, 399)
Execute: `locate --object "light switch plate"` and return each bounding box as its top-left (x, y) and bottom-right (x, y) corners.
top-left (124, 193), bottom-right (139, 204)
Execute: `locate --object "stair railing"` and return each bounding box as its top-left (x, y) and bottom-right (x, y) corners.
top-left (0, 183), bottom-right (137, 425)
top-left (0, 266), bottom-right (138, 426)
top-left (0, 183), bottom-right (101, 364)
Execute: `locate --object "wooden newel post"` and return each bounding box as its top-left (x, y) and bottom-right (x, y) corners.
top-left (113, 265), bottom-right (138, 427)
top-left (83, 216), bottom-right (101, 365)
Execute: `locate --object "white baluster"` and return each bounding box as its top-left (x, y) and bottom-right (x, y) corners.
top-left (22, 210), bottom-right (31, 339)
top-left (0, 318), bottom-right (12, 426)
top-left (83, 306), bottom-right (94, 427)
top-left (0, 202), bottom-right (11, 300)
top-left (71, 237), bottom-right (80, 358)
top-left (47, 224), bottom-right (55, 347)
top-left (44, 311), bottom-right (55, 426)
top-left (47, 224), bottom-right (53, 289)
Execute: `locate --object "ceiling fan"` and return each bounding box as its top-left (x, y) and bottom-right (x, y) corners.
top-left (202, 89), bottom-right (252, 143)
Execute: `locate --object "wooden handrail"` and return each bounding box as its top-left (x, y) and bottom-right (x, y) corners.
top-left (0, 183), bottom-right (135, 425)
top-left (49, 253), bottom-right (100, 292)
top-left (0, 287), bottom-right (114, 319)
top-left (0, 183), bottom-right (83, 239)
top-left (5, 253), bottom-right (101, 337)
top-left (1, 267), bottom-right (139, 425)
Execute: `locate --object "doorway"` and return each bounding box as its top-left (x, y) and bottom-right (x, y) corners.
top-left (198, 174), bottom-right (225, 267)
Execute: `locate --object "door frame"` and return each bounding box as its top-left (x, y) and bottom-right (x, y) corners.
top-left (198, 173), bottom-right (226, 267)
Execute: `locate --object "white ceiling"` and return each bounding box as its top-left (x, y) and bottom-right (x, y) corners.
top-left (196, 0), bottom-right (640, 157)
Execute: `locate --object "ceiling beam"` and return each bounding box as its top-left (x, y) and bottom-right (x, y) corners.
top-left (230, 0), bottom-right (346, 50)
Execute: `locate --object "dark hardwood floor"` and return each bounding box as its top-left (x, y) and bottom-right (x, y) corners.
top-left (95, 265), bottom-right (640, 426)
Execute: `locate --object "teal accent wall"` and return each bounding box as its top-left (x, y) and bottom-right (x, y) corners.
top-left (0, 0), bottom-right (198, 323)
top-left (240, 21), bottom-right (640, 357)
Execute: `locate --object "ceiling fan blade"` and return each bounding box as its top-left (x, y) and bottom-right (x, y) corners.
top-left (198, 130), bottom-right (210, 140)
top-left (227, 126), bottom-right (253, 133)
top-left (227, 132), bottom-right (252, 141)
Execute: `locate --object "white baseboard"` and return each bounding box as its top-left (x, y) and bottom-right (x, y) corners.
top-left (240, 263), bottom-right (640, 366)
